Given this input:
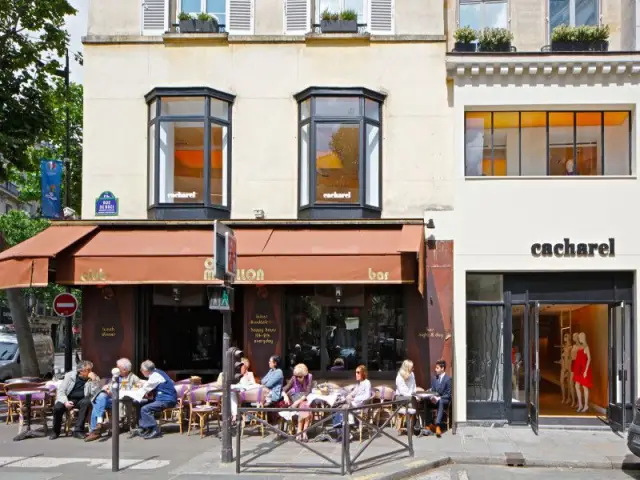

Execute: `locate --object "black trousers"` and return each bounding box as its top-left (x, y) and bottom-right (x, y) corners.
top-left (52, 397), bottom-right (91, 434)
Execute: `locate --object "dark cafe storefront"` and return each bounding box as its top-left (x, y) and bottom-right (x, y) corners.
top-left (0, 219), bottom-right (454, 390)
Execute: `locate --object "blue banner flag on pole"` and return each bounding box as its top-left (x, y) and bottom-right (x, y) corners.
top-left (40, 159), bottom-right (63, 219)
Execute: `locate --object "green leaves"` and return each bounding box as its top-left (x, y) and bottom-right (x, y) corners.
top-left (454, 26), bottom-right (477, 44)
top-left (0, 0), bottom-right (76, 177)
top-left (0, 210), bottom-right (49, 247)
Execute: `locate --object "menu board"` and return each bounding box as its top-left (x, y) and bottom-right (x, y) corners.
top-left (244, 286), bottom-right (283, 377)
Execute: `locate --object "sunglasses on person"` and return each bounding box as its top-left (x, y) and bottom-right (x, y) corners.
top-left (355, 370), bottom-right (363, 376)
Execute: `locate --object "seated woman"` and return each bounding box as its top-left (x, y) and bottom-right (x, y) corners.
top-left (395, 359), bottom-right (416, 397)
top-left (395, 359), bottom-right (418, 432)
top-left (260, 355), bottom-right (284, 406)
top-left (231, 357), bottom-right (257, 422)
top-left (283, 363), bottom-right (313, 441)
top-left (333, 365), bottom-right (372, 431)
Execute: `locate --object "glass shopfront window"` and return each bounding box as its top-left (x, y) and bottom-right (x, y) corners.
top-left (284, 287), bottom-right (405, 375)
top-left (465, 110), bottom-right (632, 177)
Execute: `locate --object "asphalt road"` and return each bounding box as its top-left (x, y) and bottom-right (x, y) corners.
top-left (412, 465), bottom-right (640, 480)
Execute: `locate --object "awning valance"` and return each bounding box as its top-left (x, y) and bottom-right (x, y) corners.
top-left (54, 225), bottom-right (424, 286)
top-left (0, 226), bottom-right (98, 289)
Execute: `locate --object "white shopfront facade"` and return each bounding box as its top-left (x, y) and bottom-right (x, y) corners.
top-left (440, 54), bottom-right (640, 431)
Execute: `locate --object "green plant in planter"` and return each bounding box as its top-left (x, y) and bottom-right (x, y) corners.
top-left (197, 12), bottom-right (213, 21)
top-left (178, 11), bottom-right (193, 21)
top-left (593, 24), bottom-right (610, 42)
top-left (339, 9), bottom-right (358, 21)
top-left (551, 24), bottom-right (575, 43)
top-left (478, 28), bottom-right (513, 52)
top-left (454, 26), bottom-right (477, 44)
top-left (321, 9), bottom-right (340, 22)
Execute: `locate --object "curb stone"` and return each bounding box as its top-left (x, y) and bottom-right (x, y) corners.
top-left (351, 457), bottom-right (451, 480)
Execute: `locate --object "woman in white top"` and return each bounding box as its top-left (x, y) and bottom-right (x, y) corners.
top-left (395, 360), bottom-right (417, 397)
top-left (231, 358), bottom-right (257, 422)
top-left (346, 365), bottom-right (372, 407)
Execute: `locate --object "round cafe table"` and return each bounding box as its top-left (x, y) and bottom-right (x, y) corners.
top-left (414, 392), bottom-right (437, 436)
top-left (12, 389), bottom-right (48, 441)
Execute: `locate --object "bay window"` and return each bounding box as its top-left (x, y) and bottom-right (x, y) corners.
top-left (295, 87), bottom-right (385, 219)
top-left (146, 87), bottom-right (234, 220)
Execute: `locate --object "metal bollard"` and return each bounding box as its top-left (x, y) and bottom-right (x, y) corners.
top-left (110, 367), bottom-right (120, 472)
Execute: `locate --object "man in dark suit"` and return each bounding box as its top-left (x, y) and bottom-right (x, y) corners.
top-left (428, 360), bottom-right (451, 438)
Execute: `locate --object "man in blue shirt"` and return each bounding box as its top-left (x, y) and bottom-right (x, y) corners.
top-left (131, 360), bottom-right (177, 439)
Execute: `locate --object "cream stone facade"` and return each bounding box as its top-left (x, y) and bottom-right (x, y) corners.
top-left (81, 0), bottom-right (452, 220)
top-left (443, 53), bottom-right (640, 426)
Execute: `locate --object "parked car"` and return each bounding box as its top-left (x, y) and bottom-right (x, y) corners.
top-left (627, 398), bottom-right (640, 457)
top-left (0, 332), bottom-right (55, 381)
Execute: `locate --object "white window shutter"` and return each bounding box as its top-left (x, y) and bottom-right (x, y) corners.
top-left (369, 0), bottom-right (394, 34)
top-left (284, 0), bottom-right (310, 34)
top-left (228, 0), bottom-right (254, 34)
top-left (142, 0), bottom-right (168, 35)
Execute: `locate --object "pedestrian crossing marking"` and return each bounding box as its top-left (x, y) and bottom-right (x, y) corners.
top-left (0, 457), bottom-right (169, 470)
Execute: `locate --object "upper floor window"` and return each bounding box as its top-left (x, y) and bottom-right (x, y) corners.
top-left (180, 0), bottom-right (227, 27)
top-left (295, 87), bottom-right (385, 219)
top-left (459, 0), bottom-right (508, 30)
top-left (172, 0), bottom-right (254, 34)
top-left (285, 0), bottom-right (394, 34)
top-left (146, 87), bottom-right (235, 220)
top-left (465, 110), bottom-right (632, 177)
top-left (549, 0), bottom-right (598, 35)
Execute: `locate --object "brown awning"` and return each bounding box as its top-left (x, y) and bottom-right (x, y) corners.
top-left (55, 225), bottom-right (424, 286)
top-left (0, 226), bottom-right (97, 289)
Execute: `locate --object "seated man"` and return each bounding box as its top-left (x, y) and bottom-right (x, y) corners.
top-left (85, 357), bottom-right (142, 442)
top-left (129, 360), bottom-right (177, 440)
top-left (51, 360), bottom-right (101, 440)
top-left (426, 360), bottom-right (452, 438)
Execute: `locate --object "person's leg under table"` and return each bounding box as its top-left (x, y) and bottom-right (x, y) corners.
top-left (140, 400), bottom-right (172, 439)
top-left (73, 397), bottom-right (92, 437)
top-left (435, 399), bottom-right (449, 437)
top-left (51, 402), bottom-right (66, 439)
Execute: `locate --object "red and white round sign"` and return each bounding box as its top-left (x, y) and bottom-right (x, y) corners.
top-left (53, 293), bottom-right (78, 317)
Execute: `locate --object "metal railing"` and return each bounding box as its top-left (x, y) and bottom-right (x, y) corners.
top-left (236, 398), bottom-right (414, 476)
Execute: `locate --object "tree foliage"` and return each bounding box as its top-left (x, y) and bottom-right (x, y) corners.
top-left (329, 125), bottom-right (360, 171)
top-left (8, 80), bottom-right (84, 214)
top-left (0, 0), bottom-right (76, 177)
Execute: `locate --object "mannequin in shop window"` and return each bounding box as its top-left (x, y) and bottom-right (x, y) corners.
top-left (574, 332), bottom-right (593, 413)
top-left (569, 332), bottom-right (580, 408)
top-left (511, 334), bottom-right (521, 401)
top-left (565, 158), bottom-right (576, 176)
top-left (560, 333), bottom-right (574, 405)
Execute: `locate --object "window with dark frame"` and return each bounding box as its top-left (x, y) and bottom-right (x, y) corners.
top-left (145, 87), bottom-right (234, 218)
top-left (284, 287), bottom-right (406, 376)
top-left (295, 87), bottom-right (385, 218)
top-left (465, 110), bottom-right (632, 177)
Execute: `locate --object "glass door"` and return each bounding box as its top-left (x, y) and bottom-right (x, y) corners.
top-left (608, 302), bottom-right (633, 432)
top-left (526, 299), bottom-right (540, 435)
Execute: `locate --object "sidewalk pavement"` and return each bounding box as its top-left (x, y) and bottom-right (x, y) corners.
top-left (0, 421), bottom-right (638, 479)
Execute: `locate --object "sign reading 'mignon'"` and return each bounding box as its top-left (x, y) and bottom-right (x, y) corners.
top-left (531, 238), bottom-right (615, 258)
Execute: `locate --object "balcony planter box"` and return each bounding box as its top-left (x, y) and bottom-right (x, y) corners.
top-left (551, 40), bottom-right (608, 52)
top-left (454, 42), bottom-right (476, 52)
top-left (320, 19), bottom-right (358, 33)
top-left (179, 19), bottom-right (197, 33)
top-left (196, 19), bottom-right (219, 33)
top-left (478, 42), bottom-right (511, 52)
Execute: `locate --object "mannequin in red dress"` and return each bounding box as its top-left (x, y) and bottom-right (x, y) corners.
top-left (574, 332), bottom-right (592, 413)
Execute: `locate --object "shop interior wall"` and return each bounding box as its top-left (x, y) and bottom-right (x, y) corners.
top-left (571, 304), bottom-right (608, 409)
top-left (81, 285), bottom-right (136, 378)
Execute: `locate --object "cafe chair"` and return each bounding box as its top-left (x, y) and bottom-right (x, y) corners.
top-left (186, 386), bottom-right (220, 438)
top-left (240, 387), bottom-right (269, 438)
top-left (5, 382), bottom-right (45, 426)
top-left (373, 385), bottom-right (395, 426)
top-left (160, 384), bottom-right (190, 434)
top-left (7, 388), bottom-right (49, 434)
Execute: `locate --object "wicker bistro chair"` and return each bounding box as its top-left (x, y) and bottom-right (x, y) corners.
top-left (6, 388), bottom-right (50, 434)
top-left (0, 383), bottom-right (8, 422)
top-left (186, 385), bottom-right (221, 438)
top-left (354, 392), bottom-right (377, 443)
top-left (239, 386), bottom-right (269, 438)
top-left (373, 385), bottom-right (396, 426)
top-left (159, 384), bottom-right (189, 434)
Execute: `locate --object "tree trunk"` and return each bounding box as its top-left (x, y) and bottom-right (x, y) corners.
top-left (6, 288), bottom-right (40, 377)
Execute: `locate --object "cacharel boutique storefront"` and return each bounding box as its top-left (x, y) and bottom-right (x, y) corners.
top-left (0, 220), bottom-right (452, 388)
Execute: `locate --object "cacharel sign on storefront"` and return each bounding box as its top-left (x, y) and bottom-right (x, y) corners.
top-left (531, 238), bottom-right (615, 258)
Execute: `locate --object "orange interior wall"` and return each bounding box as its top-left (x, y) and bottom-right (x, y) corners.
top-left (571, 305), bottom-right (608, 409)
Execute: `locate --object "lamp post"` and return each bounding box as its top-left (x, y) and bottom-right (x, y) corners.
top-left (53, 50), bottom-right (73, 372)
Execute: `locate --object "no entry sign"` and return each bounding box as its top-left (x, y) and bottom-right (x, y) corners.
top-left (53, 293), bottom-right (78, 317)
